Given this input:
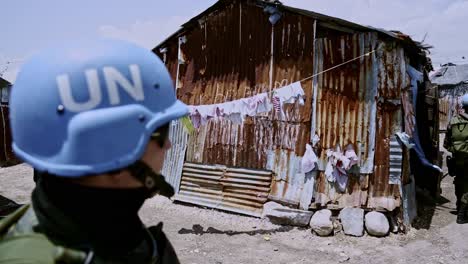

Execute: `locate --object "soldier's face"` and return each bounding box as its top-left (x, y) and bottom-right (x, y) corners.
top-left (141, 136), bottom-right (172, 174)
top-left (71, 130), bottom-right (172, 189)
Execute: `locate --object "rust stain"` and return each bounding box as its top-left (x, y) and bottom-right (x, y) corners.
top-left (315, 32), bottom-right (376, 166)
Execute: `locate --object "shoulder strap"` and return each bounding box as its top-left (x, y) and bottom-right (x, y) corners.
top-left (0, 204), bottom-right (30, 236)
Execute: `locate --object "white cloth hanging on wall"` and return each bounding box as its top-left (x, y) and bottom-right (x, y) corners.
top-left (188, 82), bottom-right (305, 128)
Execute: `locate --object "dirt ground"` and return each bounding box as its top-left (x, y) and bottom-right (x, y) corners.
top-left (1, 163), bottom-right (467, 264)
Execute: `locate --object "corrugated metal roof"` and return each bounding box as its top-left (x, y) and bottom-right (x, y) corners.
top-left (176, 162), bottom-right (272, 217)
top-left (0, 77), bottom-right (11, 88)
top-left (154, 0), bottom-right (427, 53)
top-left (431, 64), bottom-right (468, 86)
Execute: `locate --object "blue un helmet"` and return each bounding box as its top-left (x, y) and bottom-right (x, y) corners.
top-left (10, 39), bottom-right (188, 180)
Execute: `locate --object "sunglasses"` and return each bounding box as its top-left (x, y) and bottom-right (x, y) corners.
top-left (150, 123), bottom-right (170, 147)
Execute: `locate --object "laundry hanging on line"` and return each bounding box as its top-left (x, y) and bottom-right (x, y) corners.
top-left (302, 143), bottom-right (319, 173)
top-left (324, 145), bottom-right (360, 193)
top-left (188, 82), bottom-right (305, 128)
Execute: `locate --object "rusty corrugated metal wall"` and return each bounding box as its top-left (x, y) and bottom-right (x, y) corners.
top-left (177, 162), bottom-right (272, 217)
top-left (156, 0), bottom-right (426, 212)
top-left (439, 98), bottom-right (451, 130)
top-left (159, 1), bottom-right (315, 207)
top-left (161, 119), bottom-right (189, 193)
top-left (313, 33), bottom-right (377, 172)
top-left (439, 95), bottom-right (461, 130)
top-left (311, 33), bottom-right (405, 210)
top-left (312, 32), bottom-right (377, 208)
top-left (369, 43), bottom-right (408, 210)
top-left (437, 84), bottom-right (468, 130)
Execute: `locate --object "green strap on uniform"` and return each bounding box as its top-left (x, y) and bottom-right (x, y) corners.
top-left (0, 204), bottom-right (30, 235)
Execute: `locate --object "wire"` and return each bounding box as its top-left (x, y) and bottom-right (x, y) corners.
top-left (296, 49), bottom-right (378, 84)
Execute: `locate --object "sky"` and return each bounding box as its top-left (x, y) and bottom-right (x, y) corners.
top-left (1, 0), bottom-right (467, 82)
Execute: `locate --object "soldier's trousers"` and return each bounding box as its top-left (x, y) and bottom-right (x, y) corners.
top-left (454, 155), bottom-right (468, 209)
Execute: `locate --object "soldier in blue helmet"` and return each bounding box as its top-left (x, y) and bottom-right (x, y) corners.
top-left (0, 39), bottom-right (188, 263)
top-left (444, 94), bottom-right (468, 224)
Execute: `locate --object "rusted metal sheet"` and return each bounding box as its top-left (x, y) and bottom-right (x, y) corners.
top-left (369, 104), bottom-right (401, 211)
top-left (402, 90), bottom-right (416, 138)
top-left (174, 1), bottom-right (272, 105)
top-left (176, 162), bottom-right (272, 217)
top-left (155, 0), bottom-right (430, 212)
top-left (161, 119), bottom-right (189, 193)
top-left (312, 33), bottom-right (405, 210)
top-left (311, 32), bottom-right (376, 209)
top-left (313, 33), bottom-right (378, 174)
top-left (186, 119), bottom-right (309, 169)
top-left (159, 0), bottom-right (314, 206)
top-left (376, 45), bottom-right (406, 100)
top-left (438, 98), bottom-right (451, 130)
top-left (400, 148), bottom-right (417, 228)
top-left (313, 170), bottom-right (368, 209)
top-left (0, 104), bottom-right (19, 167)
top-left (438, 95), bottom-right (462, 130)
top-left (388, 136), bottom-right (403, 185)
top-left (266, 149), bottom-right (304, 205)
top-left (366, 45), bottom-right (407, 211)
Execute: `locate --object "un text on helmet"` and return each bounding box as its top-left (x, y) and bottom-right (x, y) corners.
top-left (56, 64), bottom-right (145, 112)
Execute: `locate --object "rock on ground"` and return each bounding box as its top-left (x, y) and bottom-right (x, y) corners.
top-left (262, 201), bottom-right (313, 227)
top-left (365, 211), bottom-right (390, 237)
top-left (309, 209), bottom-right (333, 236)
top-left (339, 207), bottom-right (364, 237)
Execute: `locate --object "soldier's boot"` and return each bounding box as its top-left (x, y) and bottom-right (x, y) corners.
top-left (456, 203), bottom-right (468, 224)
top-left (457, 194), bottom-right (468, 224)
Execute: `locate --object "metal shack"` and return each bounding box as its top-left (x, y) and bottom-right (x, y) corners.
top-left (0, 77), bottom-right (18, 167)
top-left (431, 63), bottom-right (468, 130)
top-left (154, 0), bottom-right (440, 228)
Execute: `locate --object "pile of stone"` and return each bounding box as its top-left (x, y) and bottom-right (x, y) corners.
top-left (262, 202), bottom-right (391, 237)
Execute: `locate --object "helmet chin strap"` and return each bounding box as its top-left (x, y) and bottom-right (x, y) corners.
top-left (127, 160), bottom-right (175, 198)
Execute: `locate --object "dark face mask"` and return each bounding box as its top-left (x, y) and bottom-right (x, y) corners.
top-left (34, 174), bottom-right (148, 255)
top-left (40, 174), bottom-right (148, 218)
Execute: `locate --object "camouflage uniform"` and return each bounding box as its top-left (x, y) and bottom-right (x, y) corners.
top-left (0, 202), bottom-right (179, 264)
top-left (444, 112), bottom-right (468, 224)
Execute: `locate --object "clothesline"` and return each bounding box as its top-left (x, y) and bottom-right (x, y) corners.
top-left (296, 49), bottom-right (378, 84)
top-left (260, 49), bottom-right (378, 97)
top-left (188, 82), bottom-right (305, 128)
top-left (185, 49), bottom-right (379, 128)
top-left (190, 48), bottom-right (379, 107)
